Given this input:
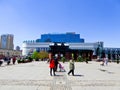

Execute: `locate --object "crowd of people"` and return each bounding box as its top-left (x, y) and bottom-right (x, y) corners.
top-left (48, 55), bottom-right (115, 76)
top-left (0, 56), bottom-right (17, 66)
top-left (49, 57), bottom-right (75, 76)
top-left (0, 54), bottom-right (115, 77)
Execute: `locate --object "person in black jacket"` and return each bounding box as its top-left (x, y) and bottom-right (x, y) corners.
top-left (54, 57), bottom-right (58, 72)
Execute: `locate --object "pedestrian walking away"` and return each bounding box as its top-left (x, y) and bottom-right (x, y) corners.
top-left (12, 56), bottom-right (16, 64)
top-left (54, 57), bottom-right (58, 72)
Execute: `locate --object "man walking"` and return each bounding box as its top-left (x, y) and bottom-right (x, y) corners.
top-left (68, 59), bottom-right (75, 76)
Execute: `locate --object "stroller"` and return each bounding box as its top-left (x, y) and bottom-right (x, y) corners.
top-left (59, 63), bottom-right (65, 72)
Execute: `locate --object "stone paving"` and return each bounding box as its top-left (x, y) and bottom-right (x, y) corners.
top-left (0, 61), bottom-right (120, 90)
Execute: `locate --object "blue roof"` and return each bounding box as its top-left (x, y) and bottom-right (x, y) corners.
top-left (38, 33), bottom-right (85, 43)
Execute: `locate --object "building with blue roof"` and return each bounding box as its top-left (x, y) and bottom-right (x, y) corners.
top-left (22, 32), bottom-right (120, 61)
top-left (36, 32), bottom-right (84, 43)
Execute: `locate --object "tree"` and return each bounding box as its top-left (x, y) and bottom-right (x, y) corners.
top-left (61, 57), bottom-right (66, 63)
top-left (77, 55), bottom-right (83, 62)
top-left (38, 51), bottom-right (49, 60)
top-left (31, 51), bottom-right (39, 60)
top-left (31, 51), bottom-right (49, 61)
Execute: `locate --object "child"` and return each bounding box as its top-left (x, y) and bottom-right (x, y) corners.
top-left (59, 63), bottom-right (65, 72)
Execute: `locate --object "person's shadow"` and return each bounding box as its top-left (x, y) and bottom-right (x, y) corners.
top-left (73, 74), bottom-right (84, 77)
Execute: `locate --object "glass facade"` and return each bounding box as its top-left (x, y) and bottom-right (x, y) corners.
top-left (0, 34), bottom-right (14, 50)
top-left (36, 32), bottom-right (84, 43)
top-left (1, 35), bottom-right (7, 49)
top-left (22, 32), bottom-right (120, 61)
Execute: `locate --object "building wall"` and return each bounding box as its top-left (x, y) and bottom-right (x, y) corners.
top-left (7, 34), bottom-right (14, 50)
top-left (0, 34), bottom-right (14, 50)
top-left (22, 33), bottom-right (120, 61)
top-left (0, 35), bottom-right (7, 49)
top-left (16, 46), bottom-right (20, 51)
top-left (0, 49), bottom-right (22, 57)
top-left (38, 32), bottom-right (84, 43)
top-left (0, 34), bottom-right (19, 58)
top-left (22, 42), bottom-right (51, 55)
top-left (22, 42), bottom-right (101, 56)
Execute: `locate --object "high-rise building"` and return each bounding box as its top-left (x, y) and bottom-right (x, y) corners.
top-left (0, 34), bottom-right (14, 50)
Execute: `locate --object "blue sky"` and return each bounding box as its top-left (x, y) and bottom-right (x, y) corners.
top-left (0, 0), bottom-right (120, 49)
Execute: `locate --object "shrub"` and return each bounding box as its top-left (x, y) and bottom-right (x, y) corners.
top-left (77, 56), bottom-right (84, 62)
top-left (61, 57), bottom-right (66, 63)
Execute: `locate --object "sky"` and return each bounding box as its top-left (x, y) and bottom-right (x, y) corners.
top-left (0, 0), bottom-right (120, 49)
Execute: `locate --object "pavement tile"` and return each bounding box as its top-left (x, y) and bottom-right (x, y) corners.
top-left (0, 61), bottom-right (120, 90)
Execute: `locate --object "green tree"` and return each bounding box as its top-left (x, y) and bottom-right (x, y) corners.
top-left (61, 57), bottom-right (66, 63)
top-left (31, 51), bottom-right (39, 60)
top-left (31, 51), bottom-right (49, 61)
top-left (77, 56), bottom-right (83, 62)
top-left (38, 51), bottom-right (49, 60)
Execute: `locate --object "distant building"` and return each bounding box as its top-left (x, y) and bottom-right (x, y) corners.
top-left (22, 32), bottom-right (120, 60)
top-left (0, 34), bottom-right (22, 57)
top-left (0, 34), bottom-right (14, 50)
top-left (0, 49), bottom-right (22, 57)
top-left (23, 32), bottom-right (99, 60)
top-left (36, 32), bottom-right (84, 43)
top-left (16, 46), bottom-right (20, 51)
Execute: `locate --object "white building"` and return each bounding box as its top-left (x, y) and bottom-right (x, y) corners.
top-left (22, 41), bottom-right (103, 56)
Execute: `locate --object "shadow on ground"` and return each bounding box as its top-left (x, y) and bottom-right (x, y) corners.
top-left (74, 74), bottom-right (84, 77)
top-left (68, 74), bottom-right (84, 77)
top-left (98, 68), bottom-right (114, 74)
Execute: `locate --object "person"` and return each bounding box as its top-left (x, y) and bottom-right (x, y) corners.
top-left (68, 59), bottom-right (75, 76)
top-left (12, 56), bottom-right (16, 64)
top-left (117, 55), bottom-right (119, 64)
top-left (54, 57), bottom-right (58, 72)
top-left (101, 58), bottom-right (105, 66)
top-left (104, 57), bottom-right (108, 66)
top-left (5, 57), bottom-right (11, 65)
top-left (47, 58), bottom-right (50, 63)
top-left (49, 58), bottom-right (56, 76)
top-left (0, 59), bottom-right (3, 66)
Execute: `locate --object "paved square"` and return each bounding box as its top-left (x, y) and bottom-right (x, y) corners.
top-left (0, 61), bottom-right (120, 90)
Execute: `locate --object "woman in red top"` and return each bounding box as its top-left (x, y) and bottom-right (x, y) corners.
top-left (49, 59), bottom-right (56, 76)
